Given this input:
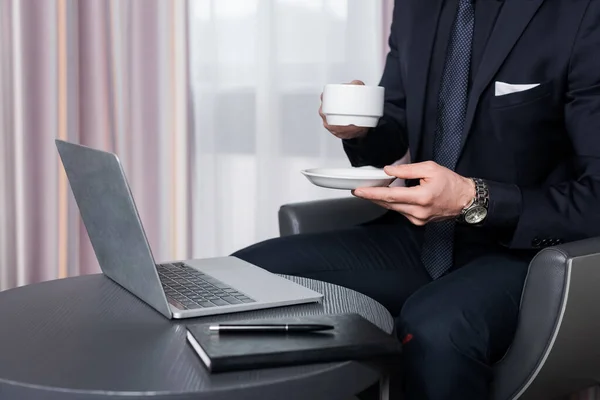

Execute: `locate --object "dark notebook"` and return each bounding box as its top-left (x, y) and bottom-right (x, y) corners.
top-left (185, 313), bottom-right (402, 373)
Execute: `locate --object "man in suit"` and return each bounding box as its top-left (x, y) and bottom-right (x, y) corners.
top-left (234, 0), bottom-right (600, 398)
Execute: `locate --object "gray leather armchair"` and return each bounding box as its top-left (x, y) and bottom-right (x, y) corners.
top-left (279, 197), bottom-right (600, 400)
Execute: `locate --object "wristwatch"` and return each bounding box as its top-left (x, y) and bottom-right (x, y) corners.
top-left (459, 178), bottom-right (489, 225)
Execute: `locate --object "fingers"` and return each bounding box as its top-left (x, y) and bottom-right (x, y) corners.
top-left (354, 187), bottom-right (399, 203)
top-left (328, 125), bottom-right (363, 139)
top-left (405, 215), bottom-right (427, 226)
top-left (383, 161), bottom-right (439, 180)
top-left (394, 204), bottom-right (431, 222)
top-left (353, 186), bottom-right (423, 205)
top-left (319, 79), bottom-right (366, 139)
top-left (319, 98), bottom-right (333, 130)
top-left (366, 198), bottom-right (425, 218)
top-left (353, 184), bottom-right (450, 227)
top-left (320, 112), bottom-right (366, 139)
top-left (319, 104), bottom-right (326, 122)
top-left (367, 200), bottom-right (429, 226)
top-left (370, 199), bottom-right (394, 211)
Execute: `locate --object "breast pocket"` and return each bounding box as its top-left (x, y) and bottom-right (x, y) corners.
top-left (488, 79), bottom-right (560, 156)
top-left (491, 81), bottom-right (553, 109)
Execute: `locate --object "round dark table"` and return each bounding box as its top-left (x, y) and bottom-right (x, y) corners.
top-left (0, 274), bottom-right (395, 400)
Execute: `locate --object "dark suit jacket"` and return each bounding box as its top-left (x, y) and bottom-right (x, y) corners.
top-left (344, 0), bottom-right (600, 251)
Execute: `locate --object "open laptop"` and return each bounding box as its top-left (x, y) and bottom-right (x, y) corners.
top-left (56, 140), bottom-right (322, 319)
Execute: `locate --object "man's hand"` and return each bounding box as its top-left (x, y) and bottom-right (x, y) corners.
top-left (319, 80), bottom-right (370, 140)
top-left (352, 161), bottom-right (476, 226)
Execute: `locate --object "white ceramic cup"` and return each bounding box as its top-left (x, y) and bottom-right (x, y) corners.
top-left (321, 84), bottom-right (385, 128)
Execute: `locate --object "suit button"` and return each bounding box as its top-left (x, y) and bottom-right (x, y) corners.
top-left (532, 237), bottom-right (541, 247)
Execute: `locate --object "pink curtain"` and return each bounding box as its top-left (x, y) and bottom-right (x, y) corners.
top-left (0, 0), bottom-right (191, 290)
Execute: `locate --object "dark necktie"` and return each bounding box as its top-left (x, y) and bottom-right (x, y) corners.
top-left (421, 0), bottom-right (475, 280)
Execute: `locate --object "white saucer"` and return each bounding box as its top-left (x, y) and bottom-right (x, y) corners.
top-left (301, 167), bottom-right (395, 190)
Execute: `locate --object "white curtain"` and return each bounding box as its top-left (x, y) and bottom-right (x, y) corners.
top-left (0, 0), bottom-right (385, 287)
top-left (187, 0), bottom-right (385, 257)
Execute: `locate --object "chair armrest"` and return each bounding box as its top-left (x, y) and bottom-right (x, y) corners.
top-left (492, 237), bottom-right (600, 400)
top-left (278, 197), bottom-right (387, 236)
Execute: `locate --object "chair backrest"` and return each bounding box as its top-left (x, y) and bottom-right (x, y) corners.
top-left (492, 238), bottom-right (600, 400)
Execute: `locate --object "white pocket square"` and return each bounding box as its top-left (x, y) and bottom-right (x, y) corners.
top-left (495, 81), bottom-right (540, 97)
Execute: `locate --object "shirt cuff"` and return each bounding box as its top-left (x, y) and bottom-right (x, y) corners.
top-left (483, 179), bottom-right (522, 229)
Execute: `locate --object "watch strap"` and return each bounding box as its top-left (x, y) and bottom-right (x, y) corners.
top-left (459, 178), bottom-right (489, 223)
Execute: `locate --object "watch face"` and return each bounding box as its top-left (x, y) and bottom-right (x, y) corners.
top-left (465, 206), bottom-right (487, 224)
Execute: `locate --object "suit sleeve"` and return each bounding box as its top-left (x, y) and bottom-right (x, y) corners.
top-left (483, 2), bottom-right (600, 249)
top-left (343, 0), bottom-right (409, 168)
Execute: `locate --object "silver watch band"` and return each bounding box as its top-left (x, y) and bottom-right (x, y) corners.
top-left (472, 178), bottom-right (489, 208)
top-left (459, 178), bottom-right (489, 224)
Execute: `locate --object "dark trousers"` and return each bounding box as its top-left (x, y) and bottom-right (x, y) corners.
top-left (232, 214), bottom-right (532, 400)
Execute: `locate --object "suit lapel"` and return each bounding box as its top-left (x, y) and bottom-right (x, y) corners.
top-left (458, 0), bottom-right (544, 160)
top-left (405, 0), bottom-right (444, 163)
top-left (471, 0), bottom-right (503, 82)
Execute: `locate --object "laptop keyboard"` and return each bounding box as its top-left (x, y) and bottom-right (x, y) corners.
top-left (157, 262), bottom-right (256, 310)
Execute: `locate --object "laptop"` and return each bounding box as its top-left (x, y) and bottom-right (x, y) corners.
top-left (56, 140), bottom-right (323, 319)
